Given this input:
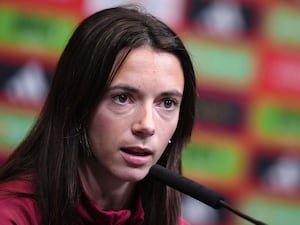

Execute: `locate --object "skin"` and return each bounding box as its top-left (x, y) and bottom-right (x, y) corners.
top-left (79, 46), bottom-right (184, 211)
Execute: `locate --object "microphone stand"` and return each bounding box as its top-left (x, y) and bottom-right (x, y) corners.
top-left (149, 164), bottom-right (267, 225)
top-left (218, 200), bottom-right (266, 225)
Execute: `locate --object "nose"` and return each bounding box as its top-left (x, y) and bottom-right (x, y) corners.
top-left (132, 104), bottom-right (155, 138)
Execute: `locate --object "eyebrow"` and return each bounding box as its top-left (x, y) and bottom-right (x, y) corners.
top-left (108, 84), bottom-right (139, 93)
top-left (108, 84), bottom-right (183, 97)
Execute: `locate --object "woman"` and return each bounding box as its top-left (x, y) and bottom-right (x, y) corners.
top-left (0, 5), bottom-right (196, 225)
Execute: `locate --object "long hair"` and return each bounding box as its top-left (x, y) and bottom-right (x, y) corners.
top-left (0, 5), bottom-right (196, 225)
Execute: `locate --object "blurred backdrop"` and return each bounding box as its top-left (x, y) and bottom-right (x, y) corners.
top-left (0, 0), bottom-right (300, 225)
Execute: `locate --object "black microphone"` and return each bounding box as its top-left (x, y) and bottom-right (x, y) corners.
top-left (149, 164), bottom-right (267, 225)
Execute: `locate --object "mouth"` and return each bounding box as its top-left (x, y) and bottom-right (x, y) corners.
top-left (120, 147), bottom-right (152, 156)
top-left (120, 146), bottom-right (153, 166)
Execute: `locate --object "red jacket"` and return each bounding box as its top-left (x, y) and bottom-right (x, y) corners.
top-left (0, 179), bottom-right (189, 225)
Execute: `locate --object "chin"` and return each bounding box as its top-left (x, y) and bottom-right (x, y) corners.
top-left (120, 167), bottom-right (149, 182)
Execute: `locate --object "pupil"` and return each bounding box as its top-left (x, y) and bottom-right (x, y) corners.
top-left (120, 95), bottom-right (127, 102)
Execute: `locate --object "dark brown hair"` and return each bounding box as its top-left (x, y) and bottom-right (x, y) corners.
top-left (0, 5), bottom-right (196, 225)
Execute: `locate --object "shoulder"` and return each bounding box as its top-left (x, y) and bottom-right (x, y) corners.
top-left (0, 179), bottom-right (40, 225)
top-left (0, 178), bottom-right (34, 193)
top-left (179, 217), bottom-right (190, 225)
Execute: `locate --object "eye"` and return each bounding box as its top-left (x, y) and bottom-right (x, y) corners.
top-left (112, 93), bottom-right (130, 104)
top-left (161, 98), bottom-right (178, 110)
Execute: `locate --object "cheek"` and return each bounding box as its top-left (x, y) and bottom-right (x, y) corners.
top-left (90, 113), bottom-right (106, 134)
top-left (158, 116), bottom-right (179, 144)
top-left (89, 111), bottom-right (115, 144)
top-left (90, 105), bottom-right (119, 130)
top-left (166, 114), bottom-right (179, 134)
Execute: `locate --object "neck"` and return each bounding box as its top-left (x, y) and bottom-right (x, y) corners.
top-left (79, 160), bottom-right (137, 210)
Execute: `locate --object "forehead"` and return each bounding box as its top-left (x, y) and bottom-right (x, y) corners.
top-left (111, 47), bottom-right (184, 90)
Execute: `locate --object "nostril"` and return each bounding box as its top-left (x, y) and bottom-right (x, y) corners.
top-left (148, 129), bottom-right (155, 136)
top-left (132, 127), bottom-right (155, 137)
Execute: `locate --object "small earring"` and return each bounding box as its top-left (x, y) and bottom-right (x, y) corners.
top-left (168, 140), bottom-right (172, 144)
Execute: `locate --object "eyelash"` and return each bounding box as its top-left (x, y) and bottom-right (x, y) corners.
top-left (161, 98), bottom-right (178, 109)
top-left (112, 93), bottom-right (131, 104)
top-left (111, 93), bottom-right (179, 110)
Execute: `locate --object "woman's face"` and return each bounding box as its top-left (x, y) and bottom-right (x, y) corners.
top-left (88, 47), bottom-right (184, 183)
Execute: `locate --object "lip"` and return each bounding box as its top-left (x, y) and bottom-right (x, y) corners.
top-left (120, 146), bottom-right (153, 166)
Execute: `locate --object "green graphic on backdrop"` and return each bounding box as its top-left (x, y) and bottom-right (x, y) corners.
top-left (264, 6), bottom-right (300, 47)
top-left (0, 111), bottom-right (35, 149)
top-left (241, 197), bottom-right (300, 225)
top-left (0, 7), bottom-right (76, 52)
top-left (182, 142), bottom-right (246, 179)
top-left (254, 103), bottom-right (300, 139)
top-left (184, 38), bottom-right (257, 85)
